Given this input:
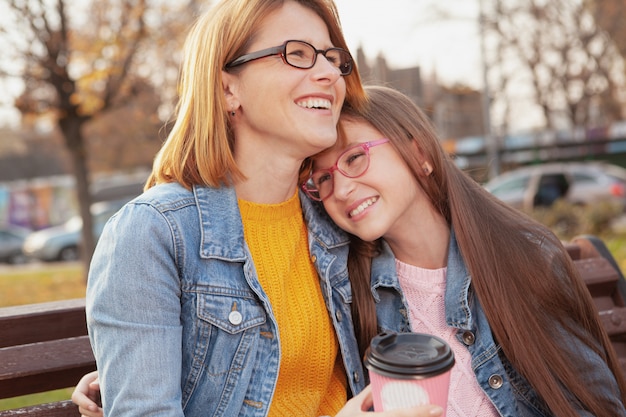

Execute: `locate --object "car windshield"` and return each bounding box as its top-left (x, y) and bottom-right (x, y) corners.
top-left (65, 216), bottom-right (83, 230)
top-left (572, 172), bottom-right (599, 184)
top-left (488, 176), bottom-right (530, 196)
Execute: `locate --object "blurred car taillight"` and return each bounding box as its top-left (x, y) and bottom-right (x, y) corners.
top-left (610, 183), bottom-right (625, 197)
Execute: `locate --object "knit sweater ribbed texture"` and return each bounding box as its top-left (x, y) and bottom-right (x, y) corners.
top-left (395, 259), bottom-right (499, 417)
top-left (239, 192), bottom-right (346, 417)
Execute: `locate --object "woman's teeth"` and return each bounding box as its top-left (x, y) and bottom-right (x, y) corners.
top-left (296, 98), bottom-right (331, 109)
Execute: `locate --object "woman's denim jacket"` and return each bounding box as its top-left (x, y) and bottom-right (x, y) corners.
top-left (87, 183), bottom-right (364, 417)
top-left (372, 230), bottom-right (626, 417)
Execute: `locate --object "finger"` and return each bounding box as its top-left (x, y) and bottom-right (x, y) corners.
top-left (78, 405), bottom-right (103, 417)
top-left (379, 404), bottom-right (444, 417)
top-left (357, 385), bottom-right (374, 411)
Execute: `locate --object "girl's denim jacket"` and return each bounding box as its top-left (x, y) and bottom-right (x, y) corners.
top-left (87, 183), bottom-right (364, 417)
top-left (372, 230), bottom-right (626, 417)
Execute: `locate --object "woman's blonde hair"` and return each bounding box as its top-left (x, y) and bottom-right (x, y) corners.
top-left (146, 0), bottom-right (365, 189)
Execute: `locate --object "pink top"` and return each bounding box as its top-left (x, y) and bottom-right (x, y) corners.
top-left (395, 259), bottom-right (499, 417)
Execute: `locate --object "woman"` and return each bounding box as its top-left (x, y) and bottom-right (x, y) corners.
top-left (301, 85), bottom-right (626, 416)
top-left (78, 0), bottom-right (441, 416)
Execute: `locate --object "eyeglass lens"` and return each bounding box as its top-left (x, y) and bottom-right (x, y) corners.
top-left (306, 144), bottom-right (371, 200)
top-left (285, 41), bottom-right (352, 75)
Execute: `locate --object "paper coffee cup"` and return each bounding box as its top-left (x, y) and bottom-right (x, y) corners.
top-left (364, 332), bottom-right (455, 414)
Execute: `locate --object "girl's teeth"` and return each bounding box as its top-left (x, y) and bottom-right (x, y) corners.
top-left (350, 198), bottom-right (377, 217)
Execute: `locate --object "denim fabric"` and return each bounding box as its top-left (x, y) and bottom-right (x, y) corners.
top-left (372, 230), bottom-right (626, 417)
top-left (87, 183), bottom-right (365, 417)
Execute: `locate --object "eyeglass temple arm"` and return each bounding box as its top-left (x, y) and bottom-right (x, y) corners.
top-left (225, 45), bottom-right (284, 68)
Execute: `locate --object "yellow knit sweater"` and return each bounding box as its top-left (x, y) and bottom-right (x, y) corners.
top-left (238, 191), bottom-right (346, 417)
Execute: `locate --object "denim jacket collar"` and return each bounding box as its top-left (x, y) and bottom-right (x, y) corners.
top-left (194, 185), bottom-right (350, 256)
top-left (370, 228), bottom-right (475, 331)
top-left (444, 229), bottom-right (474, 331)
top-left (194, 185), bottom-right (247, 260)
top-left (299, 191), bottom-right (350, 248)
top-left (370, 241), bottom-right (402, 300)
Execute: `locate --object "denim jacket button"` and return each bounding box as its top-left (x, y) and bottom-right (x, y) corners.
top-left (228, 310), bottom-right (243, 326)
top-left (335, 310), bottom-right (342, 322)
top-left (462, 331), bottom-right (475, 345)
top-left (353, 371), bottom-right (360, 383)
top-left (488, 374), bottom-right (504, 389)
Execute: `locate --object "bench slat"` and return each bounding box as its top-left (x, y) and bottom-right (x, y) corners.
top-left (599, 308), bottom-right (626, 337)
top-left (0, 336), bottom-right (96, 399)
top-left (0, 299), bottom-right (86, 348)
top-left (0, 400), bottom-right (80, 417)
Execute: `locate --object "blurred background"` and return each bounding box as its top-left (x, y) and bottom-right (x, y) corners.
top-left (0, 0), bottom-right (625, 271)
top-left (1, 0), bottom-right (626, 409)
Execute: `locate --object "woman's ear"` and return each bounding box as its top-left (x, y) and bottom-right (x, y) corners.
top-left (222, 70), bottom-right (240, 112)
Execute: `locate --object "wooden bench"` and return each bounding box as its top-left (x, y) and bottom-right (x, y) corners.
top-left (565, 235), bottom-right (626, 375)
top-left (0, 235), bottom-right (624, 415)
top-left (0, 298), bottom-right (95, 416)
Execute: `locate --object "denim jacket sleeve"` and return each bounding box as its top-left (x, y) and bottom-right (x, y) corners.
top-left (87, 200), bottom-right (186, 416)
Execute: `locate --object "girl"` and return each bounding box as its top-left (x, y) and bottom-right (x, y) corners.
top-left (302, 85), bottom-right (626, 416)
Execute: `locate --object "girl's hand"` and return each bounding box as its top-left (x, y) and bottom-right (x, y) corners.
top-left (71, 370), bottom-right (103, 417)
top-left (336, 385), bottom-right (444, 417)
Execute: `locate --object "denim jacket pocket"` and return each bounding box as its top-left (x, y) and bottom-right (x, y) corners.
top-left (197, 288), bottom-right (267, 334)
top-left (182, 289), bottom-right (270, 414)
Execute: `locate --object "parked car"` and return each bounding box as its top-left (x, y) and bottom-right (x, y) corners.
top-left (483, 162), bottom-right (626, 211)
top-left (90, 176), bottom-right (147, 203)
top-left (0, 225), bottom-right (31, 264)
top-left (22, 200), bottom-right (127, 262)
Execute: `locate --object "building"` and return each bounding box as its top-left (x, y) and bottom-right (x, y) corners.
top-left (354, 46), bottom-right (485, 141)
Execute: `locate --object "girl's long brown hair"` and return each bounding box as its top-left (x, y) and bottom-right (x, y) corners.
top-left (339, 85), bottom-right (626, 416)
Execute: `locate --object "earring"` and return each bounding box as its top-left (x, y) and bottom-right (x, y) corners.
top-left (230, 111), bottom-right (236, 116)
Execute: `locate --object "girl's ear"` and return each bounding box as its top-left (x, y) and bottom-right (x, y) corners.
top-left (410, 139), bottom-right (432, 176)
top-left (421, 161), bottom-right (433, 176)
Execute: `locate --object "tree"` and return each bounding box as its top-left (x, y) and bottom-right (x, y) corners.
top-left (85, 79), bottom-right (165, 173)
top-left (588, 0), bottom-right (626, 120)
top-left (0, 127), bottom-right (69, 181)
top-left (0, 0), bottom-right (198, 273)
top-left (483, 0), bottom-right (626, 132)
top-left (591, 0), bottom-right (626, 59)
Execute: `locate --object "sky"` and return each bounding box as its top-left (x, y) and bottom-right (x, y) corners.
top-left (0, 1), bottom-right (485, 129)
top-left (334, 0), bottom-right (484, 87)
top-left (334, 1), bottom-right (548, 132)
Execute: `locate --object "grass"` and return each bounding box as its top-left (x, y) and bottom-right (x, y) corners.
top-left (603, 235), bottom-right (626, 273)
top-left (0, 389), bottom-right (76, 411)
top-left (0, 262), bottom-right (85, 410)
top-left (0, 262), bottom-right (86, 307)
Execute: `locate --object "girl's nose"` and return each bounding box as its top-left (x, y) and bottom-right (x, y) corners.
top-left (331, 173), bottom-right (355, 200)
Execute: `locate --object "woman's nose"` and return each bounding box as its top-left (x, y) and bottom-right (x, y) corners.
top-left (310, 53), bottom-right (342, 82)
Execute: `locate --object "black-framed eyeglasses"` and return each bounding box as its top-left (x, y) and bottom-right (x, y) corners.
top-left (225, 39), bottom-right (353, 76)
top-left (301, 138), bottom-right (390, 201)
